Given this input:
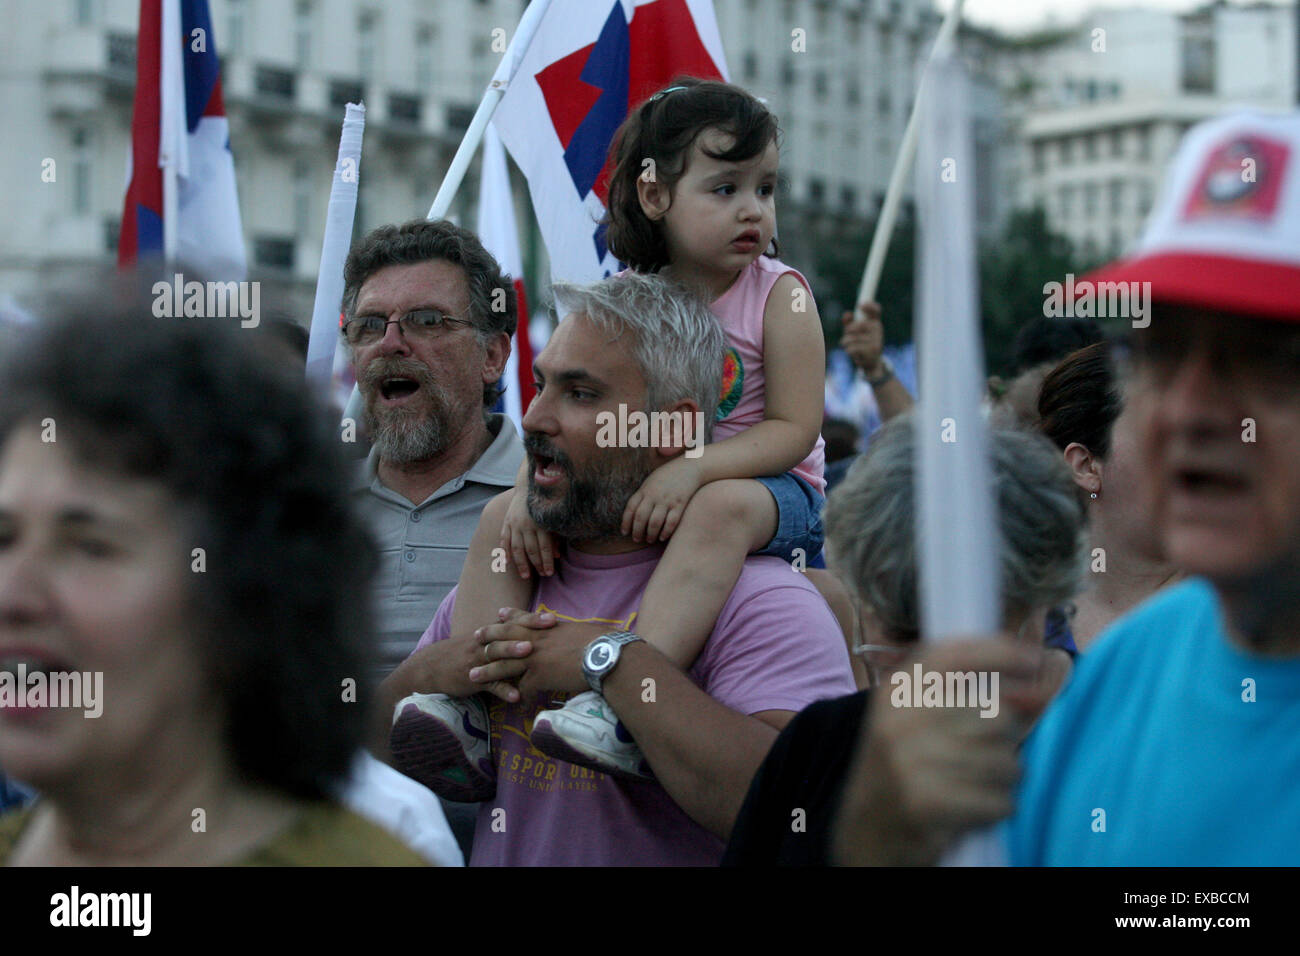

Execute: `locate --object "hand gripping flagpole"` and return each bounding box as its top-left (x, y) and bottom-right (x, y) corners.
top-left (856, 0), bottom-right (964, 307)
top-left (915, 51), bottom-right (1005, 868)
top-left (305, 102), bottom-right (366, 397)
top-left (341, 0), bottom-right (554, 424)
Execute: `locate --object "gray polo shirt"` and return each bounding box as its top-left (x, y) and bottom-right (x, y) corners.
top-left (354, 413), bottom-right (524, 676)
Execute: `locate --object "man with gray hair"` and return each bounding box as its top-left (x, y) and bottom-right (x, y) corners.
top-left (342, 218), bottom-right (525, 679)
top-left (382, 271), bottom-right (856, 865)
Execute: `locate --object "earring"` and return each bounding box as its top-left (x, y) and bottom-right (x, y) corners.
top-left (1090, 492), bottom-right (1098, 499)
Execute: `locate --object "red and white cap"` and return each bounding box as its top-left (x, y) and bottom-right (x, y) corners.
top-left (1084, 111), bottom-right (1300, 323)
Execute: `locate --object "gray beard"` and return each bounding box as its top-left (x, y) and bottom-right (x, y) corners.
top-left (367, 407), bottom-right (449, 464)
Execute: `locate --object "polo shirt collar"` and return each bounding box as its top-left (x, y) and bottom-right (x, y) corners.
top-left (354, 413), bottom-right (522, 496)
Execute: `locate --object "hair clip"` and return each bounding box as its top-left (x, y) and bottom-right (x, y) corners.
top-left (649, 85), bottom-right (688, 102)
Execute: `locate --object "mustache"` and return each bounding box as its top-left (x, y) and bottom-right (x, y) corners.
top-left (523, 434), bottom-right (572, 471)
top-left (359, 357), bottom-right (435, 393)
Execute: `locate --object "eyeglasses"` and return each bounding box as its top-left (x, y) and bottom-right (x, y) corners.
top-left (342, 309), bottom-right (476, 346)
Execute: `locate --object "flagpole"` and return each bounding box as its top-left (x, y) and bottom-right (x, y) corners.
top-left (342, 0), bottom-right (555, 424)
top-left (159, 0), bottom-right (184, 265)
top-left (306, 102), bottom-right (366, 397)
top-left (856, 0), bottom-right (964, 306)
top-left (913, 50), bottom-right (1004, 867)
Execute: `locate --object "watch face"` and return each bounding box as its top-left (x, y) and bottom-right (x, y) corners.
top-left (586, 642), bottom-right (613, 671)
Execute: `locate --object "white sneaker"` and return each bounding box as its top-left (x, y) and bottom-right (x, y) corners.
top-left (389, 692), bottom-right (496, 801)
top-left (530, 691), bottom-right (654, 780)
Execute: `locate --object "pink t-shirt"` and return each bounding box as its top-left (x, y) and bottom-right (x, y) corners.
top-left (711, 256), bottom-right (827, 494)
top-left (413, 544), bottom-right (856, 866)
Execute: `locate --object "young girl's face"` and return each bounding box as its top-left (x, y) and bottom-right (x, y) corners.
top-left (646, 127), bottom-right (779, 282)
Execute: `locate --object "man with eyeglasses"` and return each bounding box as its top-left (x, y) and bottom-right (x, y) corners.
top-left (341, 219), bottom-right (525, 682)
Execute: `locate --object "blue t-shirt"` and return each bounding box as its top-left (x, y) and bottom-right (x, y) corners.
top-left (1005, 577), bottom-right (1300, 866)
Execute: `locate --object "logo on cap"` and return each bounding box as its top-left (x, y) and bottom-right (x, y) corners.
top-left (1182, 134), bottom-right (1289, 223)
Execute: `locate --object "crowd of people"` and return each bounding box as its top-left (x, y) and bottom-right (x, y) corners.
top-left (1, 80), bottom-right (1298, 867)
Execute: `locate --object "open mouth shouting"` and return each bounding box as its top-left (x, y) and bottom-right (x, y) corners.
top-left (525, 437), bottom-right (570, 491)
top-left (363, 359), bottom-right (431, 409)
top-left (379, 376), bottom-right (420, 406)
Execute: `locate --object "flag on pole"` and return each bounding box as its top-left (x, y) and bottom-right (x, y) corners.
top-left (492, 0), bottom-right (728, 285)
top-left (477, 125), bottom-right (536, 431)
top-left (119, 0), bottom-right (245, 277)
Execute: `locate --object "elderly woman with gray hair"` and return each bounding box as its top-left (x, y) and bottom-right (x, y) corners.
top-left (722, 414), bottom-right (1085, 866)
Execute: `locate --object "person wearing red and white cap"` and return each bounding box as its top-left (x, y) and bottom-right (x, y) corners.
top-left (1006, 111), bottom-right (1300, 865)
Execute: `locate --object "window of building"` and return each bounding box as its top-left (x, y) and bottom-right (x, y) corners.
top-left (1085, 135), bottom-right (1097, 160)
top-left (808, 178), bottom-right (825, 206)
top-left (814, 71), bottom-right (828, 97)
top-left (1033, 141), bottom-right (1046, 174)
top-left (72, 125), bottom-right (92, 215)
top-left (1084, 182), bottom-right (1098, 217)
top-left (877, 89), bottom-right (890, 116)
top-left (1109, 179), bottom-right (1122, 216)
top-left (416, 24), bottom-right (436, 90)
top-left (294, 159), bottom-right (312, 235)
top-left (358, 10), bottom-right (378, 82)
top-left (1136, 124), bottom-right (1151, 160)
top-left (744, 51), bottom-right (757, 81)
top-left (841, 185), bottom-right (856, 210)
top-left (781, 60), bottom-right (795, 87)
top-left (1060, 185), bottom-right (1075, 219)
top-left (254, 237), bottom-right (296, 271)
top-left (846, 80), bottom-right (860, 105)
top-left (294, 1), bottom-right (313, 68)
top-left (226, 0), bottom-right (245, 54)
top-left (74, 0), bottom-right (97, 25)
top-left (1110, 128), bottom-right (1123, 158)
top-left (1060, 137), bottom-right (1073, 165)
top-left (1181, 21), bottom-right (1215, 93)
top-left (1137, 179), bottom-right (1153, 216)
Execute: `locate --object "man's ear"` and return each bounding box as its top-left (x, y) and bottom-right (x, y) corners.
top-left (1063, 442), bottom-right (1102, 495)
top-left (482, 331), bottom-right (510, 385)
top-left (636, 174), bottom-right (671, 221)
top-left (651, 398), bottom-right (706, 462)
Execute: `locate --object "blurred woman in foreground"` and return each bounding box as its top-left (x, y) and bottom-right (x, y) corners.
top-left (0, 278), bottom-right (424, 866)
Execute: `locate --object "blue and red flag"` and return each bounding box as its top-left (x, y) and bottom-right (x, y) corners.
top-left (119, 0), bottom-right (245, 277)
top-left (492, 0), bottom-right (727, 285)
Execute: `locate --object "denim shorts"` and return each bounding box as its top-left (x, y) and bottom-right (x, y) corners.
top-left (754, 471), bottom-right (825, 566)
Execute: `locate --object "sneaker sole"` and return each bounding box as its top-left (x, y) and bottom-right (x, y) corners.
top-left (530, 718), bottom-right (653, 782)
top-left (390, 703), bottom-right (496, 802)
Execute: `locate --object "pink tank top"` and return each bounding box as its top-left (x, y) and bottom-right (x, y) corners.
top-left (711, 256), bottom-right (826, 494)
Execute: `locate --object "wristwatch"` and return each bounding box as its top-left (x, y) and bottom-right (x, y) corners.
top-left (582, 631), bottom-right (645, 694)
top-left (864, 355), bottom-right (895, 388)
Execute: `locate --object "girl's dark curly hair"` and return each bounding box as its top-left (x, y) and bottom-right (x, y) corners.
top-left (0, 271), bottom-right (375, 800)
top-left (604, 76), bottom-right (780, 272)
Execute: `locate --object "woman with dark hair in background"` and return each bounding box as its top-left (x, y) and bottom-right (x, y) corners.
top-left (0, 277), bottom-right (425, 865)
top-left (1037, 342), bottom-right (1182, 650)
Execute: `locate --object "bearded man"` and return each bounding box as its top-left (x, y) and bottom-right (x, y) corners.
top-left (342, 219), bottom-right (524, 678)
top-left (379, 272), bottom-right (855, 865)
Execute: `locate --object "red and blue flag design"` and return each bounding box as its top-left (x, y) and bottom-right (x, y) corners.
top-left (119, 0), bottom-right (245, 277)
top-left (493, 0), bottom-right (727, 284)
